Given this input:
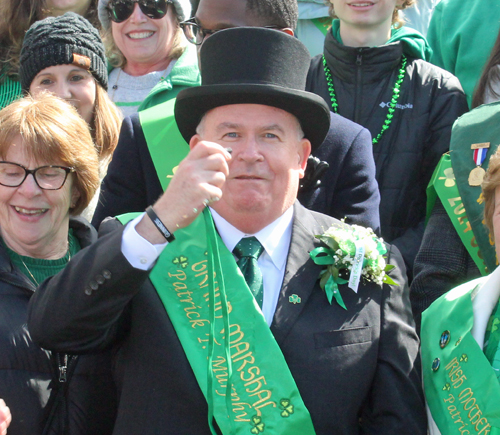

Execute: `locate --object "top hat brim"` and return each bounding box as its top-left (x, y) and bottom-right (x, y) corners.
top-left (175, 83), bottom-right (331, 151)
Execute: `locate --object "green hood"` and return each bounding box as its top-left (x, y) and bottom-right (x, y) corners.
top-left (331, 19), bottom-right (432, 61)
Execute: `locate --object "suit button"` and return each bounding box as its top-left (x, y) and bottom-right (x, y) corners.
top-left (140, 257), bottom-right (148, 265)
top-left (89, 281), bottom-right (98, 290)
top-left (102, 270), bottom-right (111, 279)
top-left (84, 287), bottom-right (92, 296)
top-left (96, 275), bottom-right (105, 285)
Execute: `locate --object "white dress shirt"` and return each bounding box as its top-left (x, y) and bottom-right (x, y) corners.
top-left (121, 207), bottom-right (294, 326)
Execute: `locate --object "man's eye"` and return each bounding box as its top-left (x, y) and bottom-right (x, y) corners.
top-left (224, 132), bottom-right (239, 138)
top-left (264, 133), bottom-right (278, 139)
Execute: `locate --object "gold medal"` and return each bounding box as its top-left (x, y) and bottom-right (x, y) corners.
top-left (468, 166), bottom-right (486, 186)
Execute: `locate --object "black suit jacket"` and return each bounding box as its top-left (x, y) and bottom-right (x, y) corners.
top-left (29, 203), bottom-right (425, 434)
top-left (92, 111), bottom-right (381, 234)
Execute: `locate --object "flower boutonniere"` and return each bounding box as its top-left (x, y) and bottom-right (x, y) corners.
top-left (309, 222), bottom-right (397, 309)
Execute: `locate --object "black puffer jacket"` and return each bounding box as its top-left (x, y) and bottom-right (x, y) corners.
top-left (306, 30), bottom-right (469, 276)
top-left (0, 217), bottom-right (117, 435)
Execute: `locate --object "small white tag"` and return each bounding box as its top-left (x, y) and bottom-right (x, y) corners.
top-left (348, 240), bottom-right (365, 293)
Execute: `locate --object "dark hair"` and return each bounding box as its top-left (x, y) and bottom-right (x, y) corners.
top-left (0, 0), bottom-right (99, 82)
top-left (247, 0), bottom-right (299, 30)
top-left (472, 29), bottom-right (500, 108)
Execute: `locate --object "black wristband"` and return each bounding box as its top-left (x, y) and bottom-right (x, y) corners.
top-left (145, 206), bottom-right (175, 243)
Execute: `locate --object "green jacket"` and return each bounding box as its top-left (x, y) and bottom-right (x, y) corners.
top-left (138, 43), bottom-right (200, 111)
top-left (427, 0), bottom-right (500, 106)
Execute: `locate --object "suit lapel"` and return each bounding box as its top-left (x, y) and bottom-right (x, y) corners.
top-left (270, 202), bottom-right (324, 345)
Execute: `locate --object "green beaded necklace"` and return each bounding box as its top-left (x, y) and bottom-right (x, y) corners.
top-left (322, 54), bottom-right (407, 145)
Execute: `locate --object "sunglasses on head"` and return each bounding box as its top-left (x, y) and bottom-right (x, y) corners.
top-left (108, 0), bottom-right (172, 23)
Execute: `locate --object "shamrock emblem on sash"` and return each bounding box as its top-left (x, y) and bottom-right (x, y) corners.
top-left (279, 398), bottom-right (295, 418)
top-left (460, 354), bottom-right (468, 363)
top-left (438, 167), bottom-right (456, 188)
top-left (250, 415), bottom-right (265, 434)
top-left (172, 256), bottom-right (189, 268)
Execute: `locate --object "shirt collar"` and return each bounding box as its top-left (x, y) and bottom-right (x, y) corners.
top-left (210, 207), bottom-right (294, 271)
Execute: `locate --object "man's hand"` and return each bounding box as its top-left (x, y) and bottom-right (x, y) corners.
top-left (0, 399), bottom-right (11, 435)
top-left (136, 141), bottom-right (231, 244)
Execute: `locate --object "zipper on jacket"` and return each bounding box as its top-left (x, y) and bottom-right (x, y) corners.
top-left (57, 354), bottom-right (77, 382)
top-left (354, 51), bottom-right (363, 123)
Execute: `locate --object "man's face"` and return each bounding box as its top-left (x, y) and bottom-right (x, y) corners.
top-left (190, 104), bottom-right (311, 233)
top-left (196, 0), bottom-right (263, 32)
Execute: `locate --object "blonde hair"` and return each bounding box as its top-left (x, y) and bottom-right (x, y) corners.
top-left (91, 84), bottom-right (122, 162)
top-left (482, 147), bottom-right (500, 235)
top-left (327, 0), bottom-right (416, 29)
top-left (104, 15), bottom-right (186, 69)
top-left (0, 93), bottom-right (100, 215)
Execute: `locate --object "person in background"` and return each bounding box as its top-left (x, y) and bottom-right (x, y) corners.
top-left (420, 145), bottom-right (500, 435)
top-left (0, 400), bottom-right (10, 435)
top-left (306, 0), bottom-right (468, 279)
top-left (92, 0), bottom-right (381, 239)
top-left (0, 0), bottom-right (99, 109)
top-left (0, 94), bottom-right (116, 435)
top-left (98, 0), bottom-right (200, 116)
top-left (19, 12), bottom-right (122, 221)
top-left (28, 26), bottom-right (426, 435)
top-left (427, 0), bottom-right (500, 106)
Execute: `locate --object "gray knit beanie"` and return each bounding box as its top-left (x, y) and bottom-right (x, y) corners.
top-left (98, 0), bottom-right (191, 31)
top-left (20, 12), bottom-right (108, 92)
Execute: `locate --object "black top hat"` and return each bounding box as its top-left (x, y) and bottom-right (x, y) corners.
top-left (174, 27), bottom-right (330, 150)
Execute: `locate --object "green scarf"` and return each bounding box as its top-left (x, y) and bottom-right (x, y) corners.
top-left (330, 19), bottom-right (432, 61)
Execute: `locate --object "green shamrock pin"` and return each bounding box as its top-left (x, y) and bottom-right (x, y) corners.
top-left (279, 399), bottom-right (294, 418)
top-left (250, 416), bottom-right (265, 434)
top-left (172, 256), bottom-right (189, 268)
top-left (289, 295), bottom-right (301, 304)
top-left (459, 354), bottom-right (468, 363)
top-left (442, 383), bottom-right (450, 391)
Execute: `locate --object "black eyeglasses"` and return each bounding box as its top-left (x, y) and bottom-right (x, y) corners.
top-left (0, 162), bottom-right (75, 190)
top-left (108, 0), bottom-right (172, 23)
top-left (180, 18), bottom-right (281, 45)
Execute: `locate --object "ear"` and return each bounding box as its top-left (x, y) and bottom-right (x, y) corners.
top-left (70, 185), bottom-right (81, 210)
top-left (189, 134), bottom-right (202, 150)
top-left (297, 138), bottom-right (311, 179)
top-left (280, 28), bottom-right (295, 36)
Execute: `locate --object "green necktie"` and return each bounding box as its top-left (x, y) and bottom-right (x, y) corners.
top-left (233, 237), bottom-right (265, 308)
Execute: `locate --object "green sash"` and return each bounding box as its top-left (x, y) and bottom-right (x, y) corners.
top-left (117, 211), bottom-right (316, 434)
top-left (427, 154), bottom-right (491, 275)
top-left (139, 98), bottom-right (190, 191)
top-left (426, 103), bottom-right (500, 275)
top-left (422, 280), bottom-right (500, 435)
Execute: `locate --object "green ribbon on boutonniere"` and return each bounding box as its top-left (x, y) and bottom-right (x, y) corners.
top-left (310, 222), bottom-right (397, 310)
top-left (309, 247), bottom-right (348, 309)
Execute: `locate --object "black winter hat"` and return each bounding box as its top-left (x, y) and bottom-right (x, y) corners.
top-left (20, 12), bottom-right (108, 92)
top-left (174, 27), bottom-right (330, 151)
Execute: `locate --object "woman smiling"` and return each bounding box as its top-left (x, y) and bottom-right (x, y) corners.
top-left (98, 0), bottom-right (200, 115)
top-left (0, 94), bottom-right (116, 435)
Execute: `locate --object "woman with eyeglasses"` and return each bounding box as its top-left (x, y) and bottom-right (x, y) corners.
top-left (97, 0), bottom-right (200, 116)
top-left (0, 0), bottom-right (100, 110)
top-left (20, 12), bottom-right (122, 221)
top-left (0, 93), bottom-right (117, 435)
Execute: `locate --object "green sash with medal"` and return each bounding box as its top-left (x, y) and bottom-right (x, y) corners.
top-left (118, 211), bottom-right (316, 434)
top-left (426, 102), bottom-right (500, 275)
top-left (119, 114), bottom-right (316, 433)
top-left (422, 279), bottom-right (500, 435)
top-left (139, 98), bottom-right (190, 190)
